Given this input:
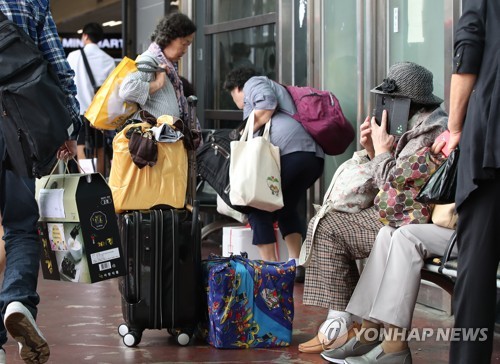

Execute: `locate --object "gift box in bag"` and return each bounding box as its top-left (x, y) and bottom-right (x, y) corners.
top-left (202, 254), bottom-right (295, 349)
top-left (35, 173), bottom-right (125, 283)
top-left (222, 225), bottom-right (289, 261)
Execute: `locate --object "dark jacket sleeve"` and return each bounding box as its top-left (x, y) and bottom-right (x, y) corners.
top-left (453, 0), bottom-right (486, 75)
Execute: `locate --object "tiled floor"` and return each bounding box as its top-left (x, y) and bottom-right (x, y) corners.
top-left (1, 241), bottom-right (499, 363)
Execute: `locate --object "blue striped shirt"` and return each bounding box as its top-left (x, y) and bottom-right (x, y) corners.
top-left (0, 0), bottom-right (81, 137)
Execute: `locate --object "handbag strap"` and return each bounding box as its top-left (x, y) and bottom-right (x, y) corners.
top-left (323, 162), bottom-right (346, 204)
top-left (80, 48), bottom-right (98, 91)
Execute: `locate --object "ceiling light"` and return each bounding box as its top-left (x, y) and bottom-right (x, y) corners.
top-left (102, 20), bottom-right (122, 27)
top-left (77, 29), bottom-right (83, 34)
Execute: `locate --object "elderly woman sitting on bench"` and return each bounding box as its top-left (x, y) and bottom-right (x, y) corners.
top-left (322, 220), bottom-right (456, 364)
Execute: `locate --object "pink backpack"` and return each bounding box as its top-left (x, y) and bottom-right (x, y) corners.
top-left (284, 85), bottom-right (355, 155)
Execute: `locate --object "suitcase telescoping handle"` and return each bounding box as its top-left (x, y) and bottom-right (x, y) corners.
top-left (191, 200), bottom-right (200, 239)
top-left (186, 95), bottom-right (198, 208)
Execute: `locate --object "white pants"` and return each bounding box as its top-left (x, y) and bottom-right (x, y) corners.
top-left (346, 224), bottom-right (455, 329)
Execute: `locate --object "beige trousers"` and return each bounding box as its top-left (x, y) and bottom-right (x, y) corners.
top-left (346, 224), bottom-right (455, 329)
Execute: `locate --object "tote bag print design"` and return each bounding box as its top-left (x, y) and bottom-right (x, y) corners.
top-left (229, 112), bottom-right (284, 212)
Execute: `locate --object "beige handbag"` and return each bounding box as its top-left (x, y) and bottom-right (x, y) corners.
top-left (431, 203), bottom-right (458, 229)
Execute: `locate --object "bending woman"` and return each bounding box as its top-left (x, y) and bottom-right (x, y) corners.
top-left (224, 67), bottom-right (325, 281)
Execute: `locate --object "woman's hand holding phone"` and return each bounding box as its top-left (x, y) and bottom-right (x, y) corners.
top-left (370, 110), bottom-right (395, 156)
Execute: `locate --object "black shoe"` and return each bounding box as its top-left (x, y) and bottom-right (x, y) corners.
top-left (295, 265), bottom-right (305, 283)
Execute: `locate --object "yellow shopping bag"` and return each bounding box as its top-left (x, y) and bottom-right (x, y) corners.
top-left (84, 57), bottom-right (138, 130)
top-left (108, 119), bottom-right (188, 213)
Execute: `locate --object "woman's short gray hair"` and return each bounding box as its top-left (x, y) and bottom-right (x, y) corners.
top-left (151, 12), bottom-right (196, 49)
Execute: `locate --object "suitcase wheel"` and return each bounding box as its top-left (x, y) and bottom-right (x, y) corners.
top-left (123, 331), bottom-right (142, 347)
top-left (176, 332), bottom-right (191, 346)
top-left (118, 324), bottom-right (142, 347)
top-left (118, 324), bottom-right (129, 337)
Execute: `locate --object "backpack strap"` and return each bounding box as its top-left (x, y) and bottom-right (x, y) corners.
top-left (80, 48), bottom-right (98, 93)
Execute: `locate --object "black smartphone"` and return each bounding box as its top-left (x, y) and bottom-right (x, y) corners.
top-left (374, 94), bottom-right (411, 136)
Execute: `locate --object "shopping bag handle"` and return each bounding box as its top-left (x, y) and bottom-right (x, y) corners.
top-left (42, 157), bottom-right (87, 189)
top-left (240, 110), bottom-right (272, 141)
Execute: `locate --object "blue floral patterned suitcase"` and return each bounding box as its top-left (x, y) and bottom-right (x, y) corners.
top-left (202, 254), bottom-right (296, 349)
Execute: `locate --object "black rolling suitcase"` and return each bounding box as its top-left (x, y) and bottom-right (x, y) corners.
top-left (117, 207), bottom-right (201, 346)
top-left (117, 96), bottom-right (202, 347)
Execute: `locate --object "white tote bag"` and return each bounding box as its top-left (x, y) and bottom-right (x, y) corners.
top-left (229, 111), bottom-right (284, 212)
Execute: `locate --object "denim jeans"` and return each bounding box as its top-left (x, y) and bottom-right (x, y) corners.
top-left (0, 128), bottom-right (41, 347)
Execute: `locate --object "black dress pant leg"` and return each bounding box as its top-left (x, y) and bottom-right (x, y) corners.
top-left (450, 177), bottom-right (500, 363)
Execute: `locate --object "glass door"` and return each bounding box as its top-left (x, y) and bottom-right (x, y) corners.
top-left (385, 0), bottom-right (446, 106)
top-left (318, 0), bottom-right (456, 196)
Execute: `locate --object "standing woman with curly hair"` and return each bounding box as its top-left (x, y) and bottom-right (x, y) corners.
top-left (119, 12), bottom-right (196, 121)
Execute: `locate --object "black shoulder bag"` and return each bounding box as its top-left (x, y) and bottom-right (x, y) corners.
top-left (0, 10), bottom-right (73, 178)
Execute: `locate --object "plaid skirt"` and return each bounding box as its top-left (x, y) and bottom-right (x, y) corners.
top-left (303, 206), bottom-right (384, 311)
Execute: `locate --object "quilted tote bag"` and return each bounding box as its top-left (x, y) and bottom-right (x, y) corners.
top-left (196, 128), bottom-right (250, 214)
top-left (375, 147), bottom-right (444, 228)
top-left (229, 112), bottom-right (283, 212)
top-left (202, 254), bottom-right (295, 349)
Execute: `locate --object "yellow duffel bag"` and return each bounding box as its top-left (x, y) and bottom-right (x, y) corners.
top-left (109, 120), bottom-right (188, 213)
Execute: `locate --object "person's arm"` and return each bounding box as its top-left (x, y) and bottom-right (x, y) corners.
top-left (119, 60), bottom-right (167, 104)
top-left (448, 0), bottom-right (485, 149)
top-left (149, 65), bottom-right (168, 94)
top-left (119, 67), bottom-right (158, 105)
top-left (243, 77), bottom-right (278, 131)
top-left (447, 73), bottom-right (476, 150)
top-left (252, 109), bottom-right (275, 131)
